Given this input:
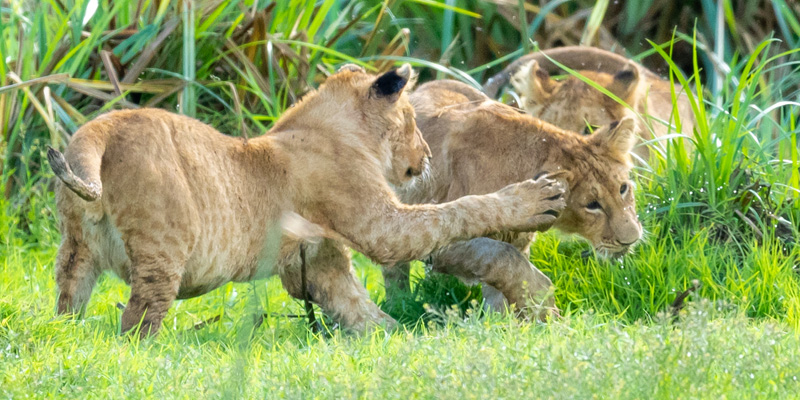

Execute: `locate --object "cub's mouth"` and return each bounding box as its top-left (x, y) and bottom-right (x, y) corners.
top-left (582, 245), bottom-right (633, 260)
top-left (390, 161), bottom-right (430, 193)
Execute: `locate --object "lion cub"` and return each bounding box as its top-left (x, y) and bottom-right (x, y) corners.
top-left (48, 65), bottom-right (567, 336)
top-left (484, 46), bottom-right (697, 161)
top-left (390, 80), bottom-right (643, 314)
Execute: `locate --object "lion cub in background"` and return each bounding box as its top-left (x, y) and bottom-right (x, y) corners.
top-left (48, 64), bottom-right (567, 336)
top-left (484, 46), bottom-right (697, 161)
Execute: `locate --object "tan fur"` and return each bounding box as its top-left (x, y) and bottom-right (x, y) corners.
top-left (485, 46), bottom-right (697, 161)
top-left (49, 65), bottom-right (568, 336)
top-left (390, 80), bottom-right (643, 315)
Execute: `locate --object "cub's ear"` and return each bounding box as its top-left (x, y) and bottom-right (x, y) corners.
top-left (608, 61), bottom-right (640, 103)
top-left (372, 63), bottom-right (412, 102)
top-left (592, 116), bottom-right (637, 156)
top-left (338, 64), bottom-right (366, 73)
top-left (511, 60), bottom-right (555, 103)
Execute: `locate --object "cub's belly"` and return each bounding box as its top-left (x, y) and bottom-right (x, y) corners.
top-left (85, 217), bottom-right (299, 300)
top-left (177, 237), bottom-right (302, 299)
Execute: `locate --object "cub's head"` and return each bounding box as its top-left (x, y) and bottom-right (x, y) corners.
top-left (511, 60), bottom-right (641, 136)
top-left (327, 64), bottom-right (431, 187)
top-left (553, 117), bottom-right (643, 257)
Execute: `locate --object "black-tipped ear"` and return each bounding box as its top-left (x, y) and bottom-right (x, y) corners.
top-left (372, 64), bottom-right (411, 101)
top-left (608, 62), bottom-right (640, 102)
top-left (593, 116), bottom-right (637, 156)
top-left (530, 61), bottom-right (553, 90)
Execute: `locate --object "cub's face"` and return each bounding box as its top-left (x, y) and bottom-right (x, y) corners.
top-left (510, 60), bottom-right (640, 137)
top-left (388, 105), bottom-right (431, 186)
top-left (332, 64), bottom-right (431, 187)
top-left (553, 118), bottom-right (643, 257)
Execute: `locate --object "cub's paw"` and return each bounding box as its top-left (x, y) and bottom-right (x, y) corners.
top-left (501, 173), bottom-right (567, 231)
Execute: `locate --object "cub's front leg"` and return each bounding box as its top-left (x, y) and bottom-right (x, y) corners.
top-left (279, 239), bottom-right (396, 332)
top-left (336, 173), bottom-right (567, 266)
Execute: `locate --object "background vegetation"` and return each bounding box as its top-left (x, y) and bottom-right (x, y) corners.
top-left (1, 0), bottom-right (799, 397)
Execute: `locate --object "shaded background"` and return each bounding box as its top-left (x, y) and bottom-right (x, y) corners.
top-left (2, 0), bottom-right (798, 198)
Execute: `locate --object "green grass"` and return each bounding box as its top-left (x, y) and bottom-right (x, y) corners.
top-left (3, 232), bottom-right (800, 398)
top-left (2, 170), bottom-right (800, 396)
top-left (2, 0), bottom-right (800, 397)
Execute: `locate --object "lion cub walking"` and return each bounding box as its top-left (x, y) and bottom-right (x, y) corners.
top-left (49, 65), bottom-right (567, 336)
top-left (389, 80), bottom-right (643, 314)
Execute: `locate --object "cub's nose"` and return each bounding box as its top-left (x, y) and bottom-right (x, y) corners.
top-left (406, 166), bottom-right (422, 177)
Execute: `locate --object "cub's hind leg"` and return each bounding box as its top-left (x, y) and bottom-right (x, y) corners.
top-left (55, 236), bottom-right (100, 316)
top-left (53, 192), bottom-right (101, 316)
top-left (113, 197), bottom-right (197, 337)
top-left (430, 237), bottom-right (558, 321)
top-left (119, 237), bottom-right (190, 338)
top-left (480, 284), bottom-right (510, 313)
top-left (280, 239), bottom-right (396, 332)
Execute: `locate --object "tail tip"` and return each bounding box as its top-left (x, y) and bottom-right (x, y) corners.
top-left (46, 146), bottom-right (68, 174)
top-left (46, 145), bottom-right (101, 201)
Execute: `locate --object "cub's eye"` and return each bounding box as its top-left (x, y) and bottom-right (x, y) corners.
top-left (620, 183), bottom-right (628, 195)
top-left (586, 201), bottom-right (602, 211)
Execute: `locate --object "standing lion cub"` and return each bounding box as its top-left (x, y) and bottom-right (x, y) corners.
top-left (389, 80), bottom-right (643, 314)
top-left (48, 64), bottom-right (567, 336)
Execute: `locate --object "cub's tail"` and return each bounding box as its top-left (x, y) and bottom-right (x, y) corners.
top-left (47, 143), bottom-right (103, 202)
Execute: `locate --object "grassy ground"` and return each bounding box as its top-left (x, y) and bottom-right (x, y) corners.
top-left (2, 184), bottom-right (799, 398)
top-left (3, 230), bottom-right (800, 399)
top-left (2, 0), bottom-right (800, 398)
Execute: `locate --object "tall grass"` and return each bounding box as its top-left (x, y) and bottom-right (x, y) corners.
top-left (636, 36), bottom-right (800, 245)
top-left (0, 0), bottom-right (399, 194)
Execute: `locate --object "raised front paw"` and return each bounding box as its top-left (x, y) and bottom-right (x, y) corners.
top-left (500, 173), bottom-right (567, 232)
